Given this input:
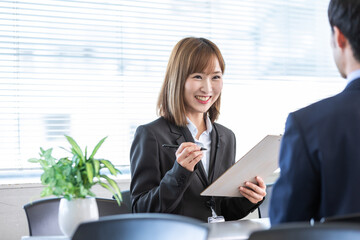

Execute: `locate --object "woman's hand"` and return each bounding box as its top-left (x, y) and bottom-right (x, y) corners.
top-left (175, 142), bottom-right (203, 172)
top-left (239, 176), bottom-right (266, 204)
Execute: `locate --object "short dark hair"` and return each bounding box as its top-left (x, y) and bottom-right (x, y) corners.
top-left (328, 0), bottom-right (360, 62)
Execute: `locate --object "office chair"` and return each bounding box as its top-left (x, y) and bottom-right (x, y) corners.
top-left (321, 212), bottom-right (360, 223)
top-left (258, 183), bottom-right (273, 218)
top-left (71, 213), bottom-right (209, 240)
top-left (120, 189), bottom-right (131, 210)
top-left (23, 196), bottom-right (131, 236)
top-left (248, 222), bottom-right (360, 240)
top-left (23, 197), bottom-right (63, 236)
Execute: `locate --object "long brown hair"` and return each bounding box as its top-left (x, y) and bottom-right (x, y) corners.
top-left (157, 37), bottom-right (225, 126)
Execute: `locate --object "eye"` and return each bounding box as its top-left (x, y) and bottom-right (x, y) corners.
top-left (213, 75), bottom-right (222, 80)
top-left (193, 75), bottom-right (202, 80)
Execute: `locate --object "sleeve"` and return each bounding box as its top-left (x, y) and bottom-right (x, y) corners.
top-left (130, 125), bottom-right (196, 213)
top-left (269, 113), bottom-right (320, 225)
top-left (218, 129), bottom-right (261, 221)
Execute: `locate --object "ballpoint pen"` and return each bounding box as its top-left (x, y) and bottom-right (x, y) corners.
top-left (162, 144), bottom-right (207, 151)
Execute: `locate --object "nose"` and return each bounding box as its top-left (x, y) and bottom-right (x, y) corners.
top-left (201, 77), bottom-right (212, 93)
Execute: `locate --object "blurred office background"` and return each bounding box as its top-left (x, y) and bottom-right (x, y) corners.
top-left (0, 0), bottom-right (342, 183)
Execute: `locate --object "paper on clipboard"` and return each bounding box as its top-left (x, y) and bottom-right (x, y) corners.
top-left (201, 135), bottom-right (282, 197)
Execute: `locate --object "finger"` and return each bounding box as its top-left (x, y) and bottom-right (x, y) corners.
top-left (239, 186), bottom-right (265, 201)
top-left (177, 145), bottom-right (201, 159)
top-left (255, 176), bottom-right (266, 189)
top-left (188, 152), bottom-right (203, 165)
top-left (244, 181), bottom-right (266, 197)
top-left (184, 150), bottom-right (203, 165)
top-left (177, 146), bottom-right (202, 163)
top-left (176, 142), bottom-right (196, 155)
top-left (181, 151), bottom-right (203, 171)
top-left (240, 190), bottom-right (260, 204)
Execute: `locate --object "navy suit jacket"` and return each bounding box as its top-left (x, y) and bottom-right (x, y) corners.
top-left (270, 78), bottom-right (360, 225)
top-left (130, 117), bottom-right (259, 222)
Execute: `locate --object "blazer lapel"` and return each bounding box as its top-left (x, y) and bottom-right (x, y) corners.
top-left (208, 125), bottom-right (218, 183)
top-left (209, 124), bottom-right (225, 183)
top-left (168, 121), bottom-right (186, 144)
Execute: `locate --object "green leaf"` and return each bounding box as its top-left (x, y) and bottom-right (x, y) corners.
top-left (85, 162), bottom-right (94, 183)
top-left (100, 159), bottom-right (118, 176)
top-left (76, 169), bottom-right (82, 183)
top-left (59, 146), bottom-right (72, 154)
top-left (100, 175), bottom-right (118, 190)
top-left (43, 148), bottom-right (53, 159)
top-left (98, 181), bottom-right (121, 206)
top-left (89, 136), bottom-right (107, 159)
top-left (113, 193), bottom-right (122, 206)
top-left (28, 158), bottom-right (39, 163)
top-left (65, 135), bottom-right (85, 163)
top-left (85, 146), bottom-right (88, 160)
top-left (93, 160), bottom-right (100, 175)
top-left (40, 147), bottom-right (46, 154)
top-left (100, 174), bottom-right (121, 200)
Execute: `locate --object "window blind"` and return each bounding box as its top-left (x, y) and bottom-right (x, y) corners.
top-left (0, 0), bottom-right (344, 177)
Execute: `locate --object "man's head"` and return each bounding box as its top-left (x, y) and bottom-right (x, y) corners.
top-left (328, 0), bottom-right (360, 77)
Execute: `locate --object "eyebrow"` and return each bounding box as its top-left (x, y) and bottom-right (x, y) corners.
top-left (196, 71), bottom-right (222, 74)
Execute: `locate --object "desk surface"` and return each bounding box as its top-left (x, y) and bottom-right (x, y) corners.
top-left (207, 218), bottom-right (270, 240)
top-left (21, 218), bottom-right (270, 240)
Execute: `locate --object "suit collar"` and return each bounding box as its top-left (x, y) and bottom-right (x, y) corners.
top-left (344, 77), bottom-right (360, 92)
top-left (209, 124), bottom-right (225, 183)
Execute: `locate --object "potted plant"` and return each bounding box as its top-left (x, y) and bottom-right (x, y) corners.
top-left (28, 135), bottom-right (122, 236)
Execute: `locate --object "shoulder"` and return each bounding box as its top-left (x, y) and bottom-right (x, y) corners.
top-left (213, 122), bottom-right (235, 139)
top-left (137, 117), bottom-right (169, 131)
top-left (291, 91), bottom-right (344, 121)
top-left (134, 117), bottom-right (173, 141)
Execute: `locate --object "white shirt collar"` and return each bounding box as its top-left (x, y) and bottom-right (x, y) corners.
top-left (347, 69), bottom-right (360, 85)
top-left (186, 115), bottom-right (213, 138)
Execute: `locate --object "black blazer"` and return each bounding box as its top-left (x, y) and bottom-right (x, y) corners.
top-left (130, 117), bottom-right (259, 222)
top-left (270, 78), bottom-right (360, 224)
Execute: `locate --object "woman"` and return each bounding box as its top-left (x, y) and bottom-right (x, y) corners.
top-left (130, 37), bottom-right (266, 222)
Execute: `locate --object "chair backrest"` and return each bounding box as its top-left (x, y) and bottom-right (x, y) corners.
top-left (321, 212), bottom-right (360, 223)
top-left (120, 189), bottom-right (131, 210)
top-left (71, 213), bottom-right (209, 240)
top-left (23, 197), bottom-right (62, 236)
top-left (23, 196), bottom-right (131, 236)
top-left (258, 183), bottom-right (273, 218)
top-left (96, 197), bottom-right (131, 216)
top-left (248, 223), bottom-right (360, 240)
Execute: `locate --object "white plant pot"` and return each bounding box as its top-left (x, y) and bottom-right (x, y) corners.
top-left (58, 197), bottom-right (99, 237)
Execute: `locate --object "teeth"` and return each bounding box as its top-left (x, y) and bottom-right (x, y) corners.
top-left (196, 96), bottom-right (210, 101)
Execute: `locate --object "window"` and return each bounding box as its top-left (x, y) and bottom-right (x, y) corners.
top-left (0, 0), bottom-right (344, 182)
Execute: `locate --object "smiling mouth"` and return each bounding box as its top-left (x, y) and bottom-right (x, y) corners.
top-left (195, 96), bottom-right (211, 103)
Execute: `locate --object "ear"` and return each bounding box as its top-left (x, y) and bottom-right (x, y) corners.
top-left (333, 26), bottom-right (347, 49)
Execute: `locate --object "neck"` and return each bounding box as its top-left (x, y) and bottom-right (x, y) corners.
top-left (348, 63), bottom-right (360, 76)
top-left (342, 47), bottom-right (360, 77)
top-left (187, 113), bottom-right (206, 139)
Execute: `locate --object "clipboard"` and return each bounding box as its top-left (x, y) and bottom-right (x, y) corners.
top-left (201, 135), bottom-right (282, 197)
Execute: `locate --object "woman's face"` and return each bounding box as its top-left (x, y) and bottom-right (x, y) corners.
top-left (184, 57), bottom-right (223, 118)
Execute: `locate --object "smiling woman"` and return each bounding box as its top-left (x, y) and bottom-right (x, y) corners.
top-left (130, 37), bottom-right (266, 222)
top-left (0, 1), bottom-right (346, 239)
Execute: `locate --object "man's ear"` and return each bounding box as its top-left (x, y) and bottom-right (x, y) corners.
top-left (333, 26), bottom-right (347, 48)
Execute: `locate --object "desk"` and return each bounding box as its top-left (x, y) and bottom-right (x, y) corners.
top-left (21, 218), bottom-right (270, 240)
top-left (207, 218), bottom-right (270, 240)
